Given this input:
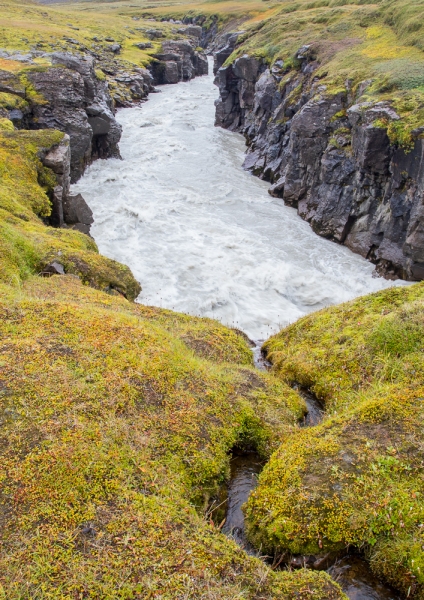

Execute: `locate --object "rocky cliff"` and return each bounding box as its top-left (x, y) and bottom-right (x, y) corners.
top-left (150, 39), bottom-right (208, 84)
top-left (214, 42), bottom-right (424, 281)
top-left (0, 34), bottom-right (207, 237)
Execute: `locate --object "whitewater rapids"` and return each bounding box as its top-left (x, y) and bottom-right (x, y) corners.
top-left (72, 58), bottom-right (399, 340)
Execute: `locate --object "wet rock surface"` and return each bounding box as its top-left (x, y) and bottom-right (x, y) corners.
top-left (214, 42), bottom-right (424, 281)
top-left (328, 556), bottom-right (400, 600)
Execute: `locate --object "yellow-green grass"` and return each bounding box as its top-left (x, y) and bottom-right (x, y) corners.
top-left (0, 0), bottom-right (188, 71)
top-left (3, 0), bottom-right (424, 148)
top-left (246, 284), bottom-right (424, 597)
top-left (0, 117), bottom-right (346, 597)
top-left (0, 128), bottom-right (140, 298)
top-left (0, 274), bottom-right (347, 599)
top-left (263, 283), bottom-right (424, 411)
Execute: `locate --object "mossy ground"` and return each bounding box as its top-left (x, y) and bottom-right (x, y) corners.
top-left (246, 284), bottom-right (424, 597)
top-left (0, 274), bottom-right (347, 599)
top-left (0, 69), bottom-right (345, 598)
top-left (0, 128), bottom-right (140, 298)
top-left (0, 0), bottom-right (179, 70)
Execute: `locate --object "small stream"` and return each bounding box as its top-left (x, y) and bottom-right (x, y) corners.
top-left (223, 451), bottom-right (400, 600)
top-left (221, 453), bottom-right (262, 553)
top-left (224, 354), bottom-right (400, 599)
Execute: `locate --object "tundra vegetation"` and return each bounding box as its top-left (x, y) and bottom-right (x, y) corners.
top-left (1, 0), bottom-right (424, 597)
top-left (0, 124), bottom-right (344, 599)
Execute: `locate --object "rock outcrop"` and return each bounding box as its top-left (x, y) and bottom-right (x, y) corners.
top-left (214, 45), bottom-right (424, 281)
top-left (1, 38), bottom-right (207, 183)
top-left (150, 40), bottom-right (208, 84)
top-left (40, 133), bottom-right (93, 234)
top-left (27, 53), bottom-right (122, 182)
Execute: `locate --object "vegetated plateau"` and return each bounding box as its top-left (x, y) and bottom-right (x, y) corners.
top-left (0, 0), bottom-right (424, 597)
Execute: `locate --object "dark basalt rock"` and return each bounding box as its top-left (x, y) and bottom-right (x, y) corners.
top-left (63, 193), bottom-right (94, 235)
top-left (214, 47), bottom-right (424, 281)
top-left (41, 261), bottom-right (65, 276)
top-left (150, 40), bottom-right (208, 85)
top-left (27, 52), bottom-right (122, 182)
top-left (40, 134), bottom-right (93, 234)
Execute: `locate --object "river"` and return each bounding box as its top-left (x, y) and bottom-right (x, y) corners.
top-left (72, 57), bottom-right (398, 340)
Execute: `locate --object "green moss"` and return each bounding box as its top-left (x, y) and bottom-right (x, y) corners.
top-left (0, 275), bottom-right (344, 599)
top-left (247, 284), bottom-right (424, 597)
top-left (0, 118), bottom-right (14, 131)
top-left (95, 68), bottom-right (106, 81)
top-left (0, 128), bottom-right (141, 299)
top-left (0, 91), bottom-right (27, 111)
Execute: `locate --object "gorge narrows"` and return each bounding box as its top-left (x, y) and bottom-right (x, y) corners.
top-left (72, 59), bottom-right (401, 340)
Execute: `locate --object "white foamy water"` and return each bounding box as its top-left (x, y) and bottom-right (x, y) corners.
top-left (72, 58), bottom-right (399, 340)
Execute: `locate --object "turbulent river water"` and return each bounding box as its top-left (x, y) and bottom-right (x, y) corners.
top-left (72, 58), bottom-right (400, 340)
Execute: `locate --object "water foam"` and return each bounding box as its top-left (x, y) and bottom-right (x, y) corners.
top-left (72, 59), bottom-right (401, 340)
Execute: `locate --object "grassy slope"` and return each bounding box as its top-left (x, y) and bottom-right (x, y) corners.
top-left (0, 274), bottom-right (319, 598)
top-left (0, 6), bottom-right (347, 595)
top-left (246, 285), bottom-right (424, 597)
top-left (0, 0), bottom-right (176, 69)
top-left (0, 129), bottom-right (140, 298)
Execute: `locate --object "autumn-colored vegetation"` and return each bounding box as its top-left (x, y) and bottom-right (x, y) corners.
top-left (247, 284), bottom-right (424, 597)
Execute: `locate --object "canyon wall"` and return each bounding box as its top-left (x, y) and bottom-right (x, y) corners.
top-left (214, 42), bottom-right (424, 281)
top-left (0, 37), bottom-right (207, 233)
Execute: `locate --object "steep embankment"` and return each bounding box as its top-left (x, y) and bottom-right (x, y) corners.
top-left (213, 0), bottom-right (424, 281)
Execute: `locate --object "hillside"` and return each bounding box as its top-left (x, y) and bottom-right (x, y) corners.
top-left (1, 0), bottom-right (424, 596)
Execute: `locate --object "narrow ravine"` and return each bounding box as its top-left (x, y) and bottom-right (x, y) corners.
top-left (72, 58), bottom-right (402, 341)
top-left (222, 410), bottom-right (400, 600)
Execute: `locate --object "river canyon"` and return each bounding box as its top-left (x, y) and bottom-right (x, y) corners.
top-left (72, 58), bottom-right (401, 341)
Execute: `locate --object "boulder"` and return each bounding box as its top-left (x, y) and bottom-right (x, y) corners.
top-left (63, 193), bottom-right (94, 235)
top-left (40, 261), bottom-right (65, 276)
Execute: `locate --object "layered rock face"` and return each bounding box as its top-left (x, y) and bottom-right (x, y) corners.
top-left (1, 36), bottom-right (207, 239)
top-left (1, 40), bottom-right (207, 183)
top-left (27, 53), bottom-right (123, 182)
top-left (214, 45), bottom-right (424, 281)
top-left (150, 40), bottom-right (208, 84)
top-left (40, 133), bottom-right (94, 233)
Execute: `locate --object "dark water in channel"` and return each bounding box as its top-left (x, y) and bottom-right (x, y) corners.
top-left (221, 453), bottom-right (262, 553)
top-left (223, 454), bottom-right (400, 599)
top-left (223, 354), bottom-right (400, 599)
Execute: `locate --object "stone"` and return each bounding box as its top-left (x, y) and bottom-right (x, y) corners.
top-left (0, 69), bottom-right (25, 97)
top-left (63, 193), bottom-right (94, 231)
top-left (185, 25), bottom-right (202, 38)
top-left (134, 42), bottom-right (152, 50)
top-left (150, 41), bottom-right (207, 85)
top-left (41, 261), bottom-right (65, 276)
